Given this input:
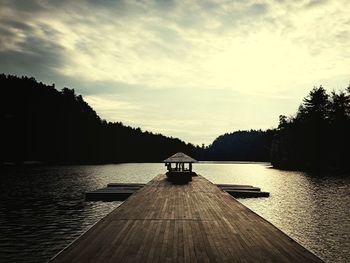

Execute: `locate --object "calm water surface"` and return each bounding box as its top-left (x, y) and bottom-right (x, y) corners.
top-left (0, 163), bottom-right (349, 263)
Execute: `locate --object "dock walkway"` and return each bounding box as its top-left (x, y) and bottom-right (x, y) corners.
top-left (51, 175), bottom-right (323, 262)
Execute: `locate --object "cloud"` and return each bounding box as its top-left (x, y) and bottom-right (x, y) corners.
top-left (0, 0), bottom-right (349, 144)
top-left (305, 0), bottom-right (329, 8)
top-left (0, 31), bottom-right (66, 82)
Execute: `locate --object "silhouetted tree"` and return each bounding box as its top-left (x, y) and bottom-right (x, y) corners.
top-left (272, 85), bottom-right (350, 172)
top-left (297, 86), bottom-right (329, 122)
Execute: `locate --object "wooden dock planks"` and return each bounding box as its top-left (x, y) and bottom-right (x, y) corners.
top-left (51, 175), bottom-right (324, 263)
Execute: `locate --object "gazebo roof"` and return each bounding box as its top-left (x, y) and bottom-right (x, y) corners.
top-left (163, 152), bottom-right (198, 163)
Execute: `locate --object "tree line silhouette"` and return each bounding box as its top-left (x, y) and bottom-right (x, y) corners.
top-left (203, 130), bottom-right (274, 161)
top-left (271, 85), bottom-right (350, 171)
top-left (1, 74), bottom-right (273, 165)
top-left (1, 74), bottom-right (200, 164)
top-left (1, 74), bottom-right (348, 171)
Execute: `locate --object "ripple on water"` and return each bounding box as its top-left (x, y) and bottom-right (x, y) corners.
top-left (0, 163), bottom-right (349, 263)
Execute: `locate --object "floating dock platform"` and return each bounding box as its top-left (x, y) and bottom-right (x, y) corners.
top-left (52, 175), bottom-right (323, 262)
top-left (85, 182), bottom-right (269, 201)
top-left (86, 183), bottom-right (145, 201)
top-left (217, 184), bottom-right (270, 198)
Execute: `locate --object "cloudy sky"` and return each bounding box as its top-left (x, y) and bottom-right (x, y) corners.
top-left (0, 0), bottom-right (349, 145)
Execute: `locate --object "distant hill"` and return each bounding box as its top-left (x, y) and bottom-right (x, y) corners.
top-left (0, 74), bottom-right (198, 164)
top-left (202, 130), bottom-right (274, 161)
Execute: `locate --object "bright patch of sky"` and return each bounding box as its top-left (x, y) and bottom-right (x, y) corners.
top-left (0, 0), bottom-right (349, 145)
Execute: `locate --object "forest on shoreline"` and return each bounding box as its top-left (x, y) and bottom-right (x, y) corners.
top-left (272, 85), bottom-right (350, 172)
top-left (1, 74), bottom-right (349, 172)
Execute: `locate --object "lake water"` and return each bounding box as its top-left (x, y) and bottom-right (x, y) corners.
top-left (0, 163), bottom-right (349, 263)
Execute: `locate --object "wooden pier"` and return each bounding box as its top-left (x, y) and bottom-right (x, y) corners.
top-left (51, 175), bottom-right (323, 262)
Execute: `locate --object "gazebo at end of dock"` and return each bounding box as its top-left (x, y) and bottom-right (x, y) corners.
top-left (163, 152), bottom-right (197, 182)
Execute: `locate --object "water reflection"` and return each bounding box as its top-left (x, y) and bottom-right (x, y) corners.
top-left (0, 164), bottom-right (164, 263)
top-left (195, 162), bottom-right (350, 263)
top-left (0, 163), bottom-right (349, 263)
